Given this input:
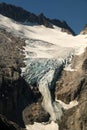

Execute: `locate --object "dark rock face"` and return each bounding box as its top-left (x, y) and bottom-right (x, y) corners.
top-left (0, 28), bottom-right (32, 127)
top-left (0, 29), bottom-right (24, 115)
top-left (0, 2), bottom-right (75, 35)
top-left (0, 2), bottom-right (33, 22)
top-left (38, 13), bottom-right (53, 28)
top-left (0, 2), bottom-right (52, 28)
top-left (50, 19), bottom-right (75, 35)
top-left (23, 101), bottom-right (50, 125)
top-left (0, 114), bottom-right (25, 130)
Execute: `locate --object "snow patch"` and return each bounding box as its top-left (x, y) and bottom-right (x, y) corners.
top-left (26, 121), bottom-right (59, 130)
top-left (64, 64), bottom-right (77, 72)
top-left (55, 99), bottom-right (78, 110)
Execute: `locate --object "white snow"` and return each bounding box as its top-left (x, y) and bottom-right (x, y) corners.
top-left (0, 14), bottom-right (87, 60)
top-left (26, 121), bottom-right (59, 130)
top-left (64, 64), bottom-right (77, 71)
top-left (55, 99), bottom-right (78, 110)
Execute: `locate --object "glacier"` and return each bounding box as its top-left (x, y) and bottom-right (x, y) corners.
top-left (0, 14), bottom-right (87, 129)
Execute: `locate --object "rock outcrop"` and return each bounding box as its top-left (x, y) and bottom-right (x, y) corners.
top-left (55, 48), bottom-right (87, 130)
top-left (0, 114), bottom-right (25, 130)
top-left (50, 19), bottom-right (75, 35)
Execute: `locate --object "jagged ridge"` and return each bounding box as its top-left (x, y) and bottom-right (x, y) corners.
top-left (0, 2), bottom-right (75, 35)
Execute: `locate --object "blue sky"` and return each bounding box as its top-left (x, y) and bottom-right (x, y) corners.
top-left (0, 0), bottom-right (87, 34)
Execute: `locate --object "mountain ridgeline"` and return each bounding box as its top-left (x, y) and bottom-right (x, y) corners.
top-left (0, 2), bottom-right (75, 35)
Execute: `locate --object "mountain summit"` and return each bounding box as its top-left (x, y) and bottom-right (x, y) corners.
top-left (0, 2), bottom-right (75, 35)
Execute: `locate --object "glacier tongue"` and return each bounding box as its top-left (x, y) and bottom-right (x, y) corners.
top-left (22, 58), bottom-right (68, 121)
top-left (38, 69), bottom-right (63, 121)
top-left (22, 58), bottom-right (64, 85)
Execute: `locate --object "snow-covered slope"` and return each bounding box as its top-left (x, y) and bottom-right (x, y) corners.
top-left (0, 14), bottom-right (87, 130)
top-left (0, 14), bottom-right (87, 59)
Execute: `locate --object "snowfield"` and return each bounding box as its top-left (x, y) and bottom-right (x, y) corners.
top-left (0, 14), bottom-right (87, 60)
top-left (0, 14), bottom-right (87, 130)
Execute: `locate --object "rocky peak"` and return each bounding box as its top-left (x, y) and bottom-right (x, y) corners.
top-left (0, 2), bottom-right (75, 35)
top-left (50, 19), bottom-right (75, 35)
top-left (0, 2), bottom-right (34, 22)
top-left (37, 13), bottom-right (53, 28)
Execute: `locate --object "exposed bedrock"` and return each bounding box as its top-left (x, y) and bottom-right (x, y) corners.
top-left (0, 114), bottom-right (25, 130)
top-left (0, 29), bottom-right (37, 127)
top-left (55, 49), bottom-right (87, 130)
